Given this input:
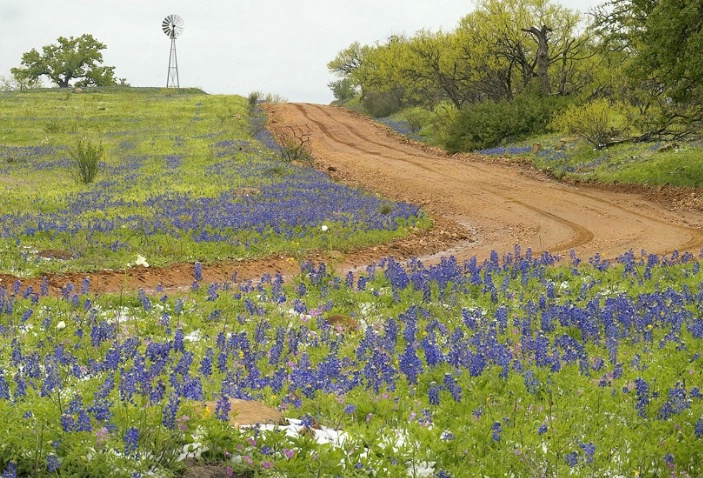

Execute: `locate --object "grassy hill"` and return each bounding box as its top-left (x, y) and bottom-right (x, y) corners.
top-left (0, 88), bottom-right (426, 277)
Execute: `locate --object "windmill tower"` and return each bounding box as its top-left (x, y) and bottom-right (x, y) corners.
top-left (162, 15), bottom-right (184, 88)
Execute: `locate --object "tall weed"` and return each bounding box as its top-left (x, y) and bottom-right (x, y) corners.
top-left (69, 139), bottom-right (103, 184)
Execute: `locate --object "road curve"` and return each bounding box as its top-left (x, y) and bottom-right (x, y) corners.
top-left (268, 103), bottom-right (703, 262)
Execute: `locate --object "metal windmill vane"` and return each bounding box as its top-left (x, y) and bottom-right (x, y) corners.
top-left (162, 14), bottom-right (184, 88)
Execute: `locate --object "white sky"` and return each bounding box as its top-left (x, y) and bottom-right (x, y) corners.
top-left (1, 0), bottom-right (603, 104)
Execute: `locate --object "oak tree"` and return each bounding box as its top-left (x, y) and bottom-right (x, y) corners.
top-left (11, 34), bottom-right (119, 88)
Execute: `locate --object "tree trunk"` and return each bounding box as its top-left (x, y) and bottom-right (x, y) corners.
top-left (524, 26), bottom-right (551, 95)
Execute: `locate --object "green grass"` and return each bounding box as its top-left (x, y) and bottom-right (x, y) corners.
top-left (372, 103), bottom-right (703, 189)
top-left (0, 88), bottom-right (428, 277)
top-left (470, 132), bottom-right (703, 187)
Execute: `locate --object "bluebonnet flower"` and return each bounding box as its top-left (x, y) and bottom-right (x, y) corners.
top-left (538, 423), bottom-right (548, 435)
top-left (491, 421), bottom-right (502, 442)
top-left (634, 377), bottom-right (650, 417)
top-left (344, 404), bottom-right (357, 415)
top-left (215, 394), bottom-right (231, 421)
top-left (428, 384), bottom-right (440, 405)
top-left (523, 370), bottom-right (540, 394)
top-left (200, 347), bottom-right (214, 376)
top-left (162, 393), bottom-right (180, 429)
top-left (659, 383), bottom-right (690, 419)
top-left (173, 328), bottom-right (185, 352)
top-left (174, 298), bottom-right (183, 315)
top-left (60, 414), bottom-right (75, 432)
top-left (47, 454), bottom-right (60, 472)
top-left (579, 441), bottom-right (595, 463)
top-left (13, 373), bottom-right (26, 400)
top-left (443, 374), bottom-right (462, 402)
top-left (695, 418), bottom-right (703, 439)
top-left (194, 262), bottom-right (203, 281)
top-left (300, 413), bottom-right (314, 428)
top-left (0, 370), bottom-right (10, 400)
top-left (124, 427), bottom-right (139, 458)
top-left (399, 343), bottom-right (423, 385)
top-left (2, 462), bottom-right (17, 478)
top-left (87, 400), bottom-right (112, 422)
top-left (138, 289), bottom-right (152, 311)
top-left (180, 376), bottom-right (203, 400)
top-left (21, 309), bottom-right (33, 322)
top-left (565, 451), bottom-right (579, 467)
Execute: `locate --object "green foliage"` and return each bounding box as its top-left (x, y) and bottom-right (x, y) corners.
top-left (361, 87), bottom-right (405, 118)
top-left (594, 0), bottom-right (703, 138)
top-left (329, 0), bottom-right (593, 115)
top-left (11, 34), bottom-right (120, 88)
top-left (402, 108), bottom-right (429, 133)
top-left (443, 94), bottom-right (565, 152)
top-left (551, 99), bottom-right (635, 148)
top-left (328, 78), bottom-right (358, 104)
top-left (69, 139), bottom-right (103, 184)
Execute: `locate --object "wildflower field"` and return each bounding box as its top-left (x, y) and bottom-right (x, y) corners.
top-left (0, 88), bottom-right (424, 277)
top-left (1, 89), bottom-right (703, 477)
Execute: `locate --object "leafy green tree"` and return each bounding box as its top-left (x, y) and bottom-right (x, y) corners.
top-left (595, 0), bottom-right (703, 139)
top-left (464, 0), bottom-right (590, 97)
top-left (328, 78), bottom-right (358, 104)
top-left (0, 75), bottom-right (41, 91)
top-left (11, 34), bottom-right (119, 88)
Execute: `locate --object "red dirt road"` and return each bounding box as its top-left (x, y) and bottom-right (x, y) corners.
top-left (268, 103), bottom-right (703, 262)
top-left (3, 103), bottom-right (703, 295)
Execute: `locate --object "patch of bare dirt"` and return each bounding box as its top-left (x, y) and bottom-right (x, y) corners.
top-left (4, 103), bottom-right (703, 295)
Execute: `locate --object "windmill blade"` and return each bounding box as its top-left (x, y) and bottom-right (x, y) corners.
top-left (171, 15), bottom-right (184, 38)
top-left (162, 15), bottom-right (184, 38)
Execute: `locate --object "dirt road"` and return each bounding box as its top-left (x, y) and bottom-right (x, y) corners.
top-left (5, 103), bottom-right (703, 295)
top-left (268, 103), bottom-right (703, 262)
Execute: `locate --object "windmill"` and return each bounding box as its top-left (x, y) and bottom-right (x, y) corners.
top-left (162, 14), bottom-right (184, 88)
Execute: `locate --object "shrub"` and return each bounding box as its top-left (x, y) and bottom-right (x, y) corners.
top-left (443, 94), bottom-right (565, 152)
top-left (551, 99), bottom-right (634, 148)
top-left (328, 78), bottom-right (358, 104)
top-left (69, 138), bottom-right (103, 184)
top-left (247, 91), bottom-right (263, 114)
top-left (403, 108), bottom-right (429, 133)
top-left (361, 87), bottom-right (405, 118)
top-left (276, 125), bottom-right (314, 165)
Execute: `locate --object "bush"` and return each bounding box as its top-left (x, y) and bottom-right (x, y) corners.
top-left (276, 125), bottom-right (314, 166)
top-left (361, 87), bottom-right (404, 118)
top-left (443, 94), bottom-right (565, 152)
top-left (402, 108), bottom-right (429, 133)
top-left (328, 78), bottom-right (358, 105)
top-left (551, 99), bottom-right (634, 148)
top-left (69, 139), bottom-right (103, 184)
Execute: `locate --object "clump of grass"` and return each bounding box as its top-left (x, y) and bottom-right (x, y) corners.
top-left (69, 139), bottom-right (103, 184)
top-left (44, 120), bottom-right (63, 133)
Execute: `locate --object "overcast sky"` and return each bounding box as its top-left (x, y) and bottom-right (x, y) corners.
top-left (1, 0), bottom-right (603, 104)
